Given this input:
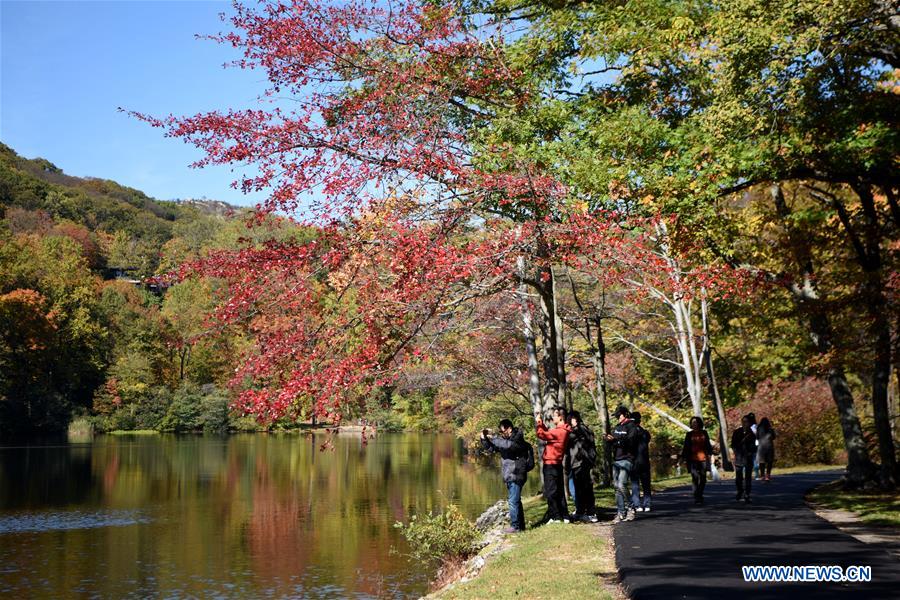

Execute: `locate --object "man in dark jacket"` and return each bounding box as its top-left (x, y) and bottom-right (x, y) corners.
top-left (605, 406), bottom-right (638, 522)
top-left (731, 414), bottom-right (757, 503)
top-left (482, 419), bottom-right (529, 532)
top-left (630, 412), bottom-right (652, 512)
top-left (567, 411), bottom-right (598, 522)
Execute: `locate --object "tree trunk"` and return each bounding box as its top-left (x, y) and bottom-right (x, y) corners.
top-left (870, 319), bottom-right (897, 486)
top-left (592, 316), bottom-right (612, 486)
top-left (517, 256), bottom-right (543, 421)
top-left (771, 183), bottom-right (874, 485)
top-left (891, 363), bottom-right (900, 449)
top-left (537, 265), bottom-right (562, 418)
top-left (655, 220), bottom-right (703, 416)
top-left (853, 183), bottom-right (897, 486)
top-left (702, 291), bottom-right (732, 470)
top-left (550, 267), bottom-right (570, 411)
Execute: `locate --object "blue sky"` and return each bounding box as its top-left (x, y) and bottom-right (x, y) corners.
top-left (1, 0), bottom-right (267, 206)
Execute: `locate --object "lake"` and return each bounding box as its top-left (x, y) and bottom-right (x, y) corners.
top-left (0, 432), bottom-right (538, 599)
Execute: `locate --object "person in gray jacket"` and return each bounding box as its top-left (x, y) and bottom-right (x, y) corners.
top-left (481, 419), bottom-right (532, 532)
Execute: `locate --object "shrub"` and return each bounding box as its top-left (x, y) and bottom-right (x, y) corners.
top-left (133, 387), bottom-right (170, 430)
top-left (726, 377), bottom-right (844, 466)
top-left (161, 385), bottom-right (203, 432)
top-left (394, 504), bottom-right (480, 565)
top-left (199, 387), bottom-right (230, 432)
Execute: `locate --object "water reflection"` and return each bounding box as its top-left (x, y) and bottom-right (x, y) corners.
top-left (0, 433), bottom-right (536, 598)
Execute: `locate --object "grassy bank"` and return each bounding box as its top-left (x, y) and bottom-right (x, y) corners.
top-left (807, 480), bottom-right (900, 528)
top-left (431, 473), bottom-right (692, 599)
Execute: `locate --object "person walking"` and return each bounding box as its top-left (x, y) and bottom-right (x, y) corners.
top-left (682, 416), bottom-right (713, 505)
top-left (630, 412), bottom-right (652, 512)
top-left (481, 419), bottom-right (533, 532)
top-left (730, 415), bottom-right (757, 503)
top-left (606, 406), bottom-right (638, 523)
top-left (567, 411), bottom-right (598, 522)
top-left (756, 417), bottom-right (777, 481)
top-left (536, 407), bottom-right (571, 523)
top-left (748, 412), bottom-right (760, 480)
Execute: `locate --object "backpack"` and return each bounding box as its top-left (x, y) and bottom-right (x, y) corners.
top-left (575, 427), bottom-right (598, 468)
top-left (582, 438), bottom-right (598, 468)
top-left (522, 440), bottom-right (536, 472)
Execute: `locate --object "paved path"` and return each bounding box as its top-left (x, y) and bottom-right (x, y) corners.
top-left (614, 470), bottom-right (900, 600)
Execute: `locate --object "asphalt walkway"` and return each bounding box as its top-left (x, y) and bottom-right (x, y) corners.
top-left (614, 470), bottom-right (900, 599)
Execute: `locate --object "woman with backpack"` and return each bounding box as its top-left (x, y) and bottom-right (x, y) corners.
top-left (567, 411), bottom-right (598, 522)
top-left (756, 417), bottom-right (776, 481)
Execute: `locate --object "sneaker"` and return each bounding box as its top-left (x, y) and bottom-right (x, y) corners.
top-left (587, 515), bottom-right (599, 523)
top-left (625, 508), bottom-right (636, 521)
top-left (636, 507), bottom-right (645, 512)
top-left (736, 493), bottom-right (743, 501)
top-left (643, 506), bottom-right (651, 513)
top-left (502, 527), bottom-right (520, 534)
top-left (744, 495), bottom-right (751, 503)
top-left (547, 519), bottom-right (561, 524)
top-left (612, 513), bottom-right (626, 524)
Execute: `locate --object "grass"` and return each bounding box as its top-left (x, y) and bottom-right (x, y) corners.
top-left (807, 480), bottom-right (900, 528)
top-left (432, 473), bottom-right (695, 600)
top-left (433, 518), bottom-right (621, 599)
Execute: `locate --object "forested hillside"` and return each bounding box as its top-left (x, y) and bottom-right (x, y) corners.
top-left (0, 144), bottom-right (257, 436)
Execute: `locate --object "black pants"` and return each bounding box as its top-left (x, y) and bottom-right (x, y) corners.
top-left (572, 466), bottom-right (595, 516)
top-left (689, 461), bottom-right (707, 501)
top-left (543, 463), bottom-right (568, 520)
top-left (736, 464), bottom-right (752, 498)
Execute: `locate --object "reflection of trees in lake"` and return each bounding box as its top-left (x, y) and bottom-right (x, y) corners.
top-left (248, 451), bottom-right (310, 582)
top-left (0, 433), bottom-right (511, 597)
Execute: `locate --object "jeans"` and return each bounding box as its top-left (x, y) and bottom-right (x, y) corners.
top-left (572, 466), bottom-right (595, 516)
top-left (735, 464), bottom-right (752, 499)
top-left (543, 463), bottom-right (568, 520)
top-left (613, 459), bottom-right (633, 516)
top-left (689, 461), bottom-right (707, 501)
top-left (630, 467), bottom-right (652, 509)
top-left (568, 474), bottom-right (576, 505)
top-left (506, 480), bottom-right (525, 530)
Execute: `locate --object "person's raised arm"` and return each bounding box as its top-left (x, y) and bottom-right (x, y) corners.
top-left (489, 436), bottom-right (516, 450)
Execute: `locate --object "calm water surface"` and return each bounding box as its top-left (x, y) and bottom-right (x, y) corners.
top-left (0, 433), bottom-right (537, 598)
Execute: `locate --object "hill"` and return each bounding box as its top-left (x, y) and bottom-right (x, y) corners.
top-left (0, 143), bottom-right (242, 262)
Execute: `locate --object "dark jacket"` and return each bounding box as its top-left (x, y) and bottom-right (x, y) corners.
top-left (756, 426), bottom-right (776, 463)
top-left (609, 419), bottom-right (638, 462)
top-left (730, 426), bottom-right (757, 467)
top-left (482, 428), bottom-right (529, 483)
top-left (681, 429), bottom-right (713, 464)
top-left (632, 425), bottom-right (652, 473)
top-left (567, 423), bottom-right (597, 472)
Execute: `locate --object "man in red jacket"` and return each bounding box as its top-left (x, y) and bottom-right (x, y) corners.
top-left (536, 407), bottom-right (572, 523)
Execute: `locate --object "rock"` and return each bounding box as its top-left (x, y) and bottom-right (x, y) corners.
top-left (474, 500), bottom-right (509, 532)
